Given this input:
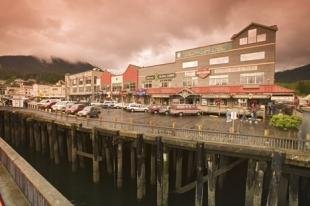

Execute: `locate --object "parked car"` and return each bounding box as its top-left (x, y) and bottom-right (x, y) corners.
top-left (126, 103), bottom-right (149, 112)
top-left (52, 101), bottom-right (75, 112)
top-left (169, 104), bottom-right (202, 116)
top-left (158, 106), bottom-right (170, 115)
top-left (77, 106), bottom-right (101, 118)
top-left (91, 102), bottom-right (104, 107)
top-left (65, 103), bottom-right (85, 115)
top-left (113, 102), bottom-right (127, 109)
top-left (148, 105), bottom-right (161, 114)
top-left (102, 101), bottom-right (117, 108)
top-left (38, 99), bottom-right (60, 109)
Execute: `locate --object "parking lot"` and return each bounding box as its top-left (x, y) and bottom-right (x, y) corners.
top-left (97, 108), bottom-right (285, 137)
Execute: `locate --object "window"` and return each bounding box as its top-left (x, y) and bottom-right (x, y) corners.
top-left (79, 78), bottom-right (84, 85)
top-left (85, 77), bottom-right (91, 84)
top-left (183, 77), bottom-right (198, 87)
top-left (112, 83), bottom-right (122, 91)
top-left (248, 29), bottom-right (257, 44)
top-left (124, 82), bottom-right (136, 91)
top-left (240, 72), bottom-right (264, 84)
top-left (209, 75), bottom-right (228, 85)
top-left (182, 61), bottom-right (198, 69)
top-left (257, 34), bottom-right (266, 42)
top-left (239, 37), bottom-right (248, 45)
top-left (209, 56), bottom-right (229, 65)
top-left (78, 87), bottom-right (84, 92)
top-left (72, 79), bottom-right (77, 86)
top-left (144, 81), bottom-right (152, 88)
top-left (240, 51), bottom-right (265, 61)
top-left (161, 80), bottom-right (170, 88)
top-left (85, 86), bottom-right (91, 92)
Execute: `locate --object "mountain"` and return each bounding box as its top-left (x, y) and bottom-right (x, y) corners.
top-left (275, 64), bottom-right (310, 83)
top-left (0, 55), bottom-right (95, 84)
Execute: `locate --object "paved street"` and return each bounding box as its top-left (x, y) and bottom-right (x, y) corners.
top-left (98, 108), bottom-right (289, 137)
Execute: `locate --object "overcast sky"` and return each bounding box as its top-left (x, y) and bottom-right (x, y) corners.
top-left (0, 0), bottom-right (309, 72)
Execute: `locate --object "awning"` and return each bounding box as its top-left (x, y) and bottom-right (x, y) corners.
top-left (202, 94), bottom-right (231, 99)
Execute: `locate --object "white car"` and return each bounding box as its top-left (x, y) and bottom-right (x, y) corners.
top-left (102, 101), bottom-right (117, 108)
top-left (91, 102), bottom-right (104, 107)
top-left (52, 101), bottom-right (75, 112)
top-left (126, 103), bottom-right (149, 112)
top-left (113, 102), bottom-right (127, 109)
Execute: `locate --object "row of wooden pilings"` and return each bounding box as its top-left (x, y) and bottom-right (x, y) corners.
top-left (0, 109), bottom-right (302, 206)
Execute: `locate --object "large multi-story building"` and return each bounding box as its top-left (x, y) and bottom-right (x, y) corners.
top-left (136, 22), bottom-right (293, 107)
top-left (32, 81), bottom-right (66, 99)
top-left (65, 68), bottom-right (103, 101)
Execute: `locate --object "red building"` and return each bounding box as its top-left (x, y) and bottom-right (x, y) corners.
top-left (100, 64), bottom-right (139, 102)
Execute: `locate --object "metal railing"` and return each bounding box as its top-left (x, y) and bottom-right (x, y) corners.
top-left (4, 106), bottom-right (310, 153)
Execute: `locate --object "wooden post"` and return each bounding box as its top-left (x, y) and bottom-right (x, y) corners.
top-left (52, 123), bottom-right (60, 165)
top-left (58, 128), bottom-right (65, 157)
top-left (33, 122), bottom-right (41, 152)
top-left (20, 116), bottom-right (26, 145)
top-left (46, 122), bottom-right (54, 160)
top-left (104, 137), bottom-right (112, 175)
top-left (175, 149), bottom-right (183, 189)
top-left (195, 143), bottom-right (204, 206)
top-left (207, 154), bottom-right (218, 206)
top-left (267, 152), bottom-right (285, 206)
top-left (28, 119), bottom-right (35, 150)
top-left (162, 144), bottom-right (169, 206)
top-left (187, 151), bottom-right (194, 180)
top-left (117, 139), bottom-right (123, 189)
top-left (289, 174), bottom-right (299, 206)
top-left (77, 132), bottom-right (85, 168)
top-left (245, 159), bottom-right (256, 206)
top-left (136, 134), bottom-right (145, 200)
top-left (156, 137), bottom-right (163, 206)
top-left (71, 124), bottom-right (77, 172)
top-left (92, 127), bottom-right (100, 183)
top-left (131, 142), bottom-right (136, 179)
top-left (40, 122), bottom-right (47, 155)
top-left (253, 161), bottom-right (267, 206)
top-left (150, 144), bottom-right (156, 185)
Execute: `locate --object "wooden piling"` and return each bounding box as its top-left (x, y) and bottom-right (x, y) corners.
top-left (175, 149), bottom-right (183, 189)
top-left (20, 116), bottom-right (26, 145)
top-left (156, 137), bottom-right (163, 206)
top-left (207, 154), bottom-right (217, 206)
top-left (104, 138), bottom-right (112, 175)
top-left (150, 144), bottom-right (156, 185)
top-left (130, 142), bottom-right (136, 179)
top-left (195, 143), bottom-right (204, 206)
top-left (33, 122), bottom-right (41, 153)
top-left (253, 161), bottom-right (267, 206)
top-left (289, 174), bottom-right (299, 206)
top-left (267, 152), bottom-right (285, 206)
top-left (77, 132), bottom-right (85, 168)
top-left (92, 127), bottom-right (100, 183)
top-left (117, 139), bottom-right (123, 189)
top-left (162, 144), bottom-right (169, 206)
top-left (187, 151), bottom-right (194, 180)
top-left (58, 128), bottom-right (65, 157)
top-left (46, 122), bottom-right (54, 160)
top-left (52, 123), bottom-right (60, 165)
top-left (40, 122), bottom-right (47, 155)
top-left (136, 134), bottom-right (145, 200)
top-left (71, 124), bottom-right (77, 172)
top-left (245, 159), bottom-right (256, 206)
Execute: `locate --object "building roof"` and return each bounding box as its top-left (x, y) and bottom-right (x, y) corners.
top-left (146, 85), bottom-right (293, 95)
top-left (231, 22), bottom-right (278, 39)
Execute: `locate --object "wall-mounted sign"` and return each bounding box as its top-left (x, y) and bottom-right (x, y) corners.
top-left (185, 71), bottom-right (196, 77)
top-left (145, 73), bottom-right (176, 80)
top-left (196, 68), bottom-right (210, 79)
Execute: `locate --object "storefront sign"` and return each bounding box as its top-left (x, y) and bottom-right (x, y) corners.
top-left (185, 71), bottom-right (196, 77)
top-left (271, 96), bottom-right (294, 102)
top-left (196, 68), bottom-right (210, 79)
top-left (145, 73), bottom-right (176, 80)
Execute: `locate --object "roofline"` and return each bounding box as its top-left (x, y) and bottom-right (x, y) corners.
top-left (231, 22), bottom-right (278, 40)
top-left (139, 62), bottom-right (175, 69)
top-left (175, 41), bottom-right (232, 54)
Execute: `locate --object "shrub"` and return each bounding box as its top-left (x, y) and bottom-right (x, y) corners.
top-left (269, 114), bottom-right (302, 130)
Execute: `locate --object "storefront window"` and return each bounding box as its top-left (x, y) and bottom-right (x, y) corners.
top-left (208, 98), bottom-right (227, 106)
top-left (124, 82), bottom-right (136, 91)
top-left (144, 81), bottom-right (152, 88)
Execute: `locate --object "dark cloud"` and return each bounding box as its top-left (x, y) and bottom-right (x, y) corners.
top-left (0, 0), bottom-right (309, 71)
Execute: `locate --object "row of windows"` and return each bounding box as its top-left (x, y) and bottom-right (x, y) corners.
top-left (143, 72), bottom-right (265, 88)
top-left (181, 50), bottom-right (266, 69)
top-left (70, 76), bottom-right (98, 86)
top-left (71, 86), bottom-right (100, 93)
top-left (239, 29), bottom-right (266, 45)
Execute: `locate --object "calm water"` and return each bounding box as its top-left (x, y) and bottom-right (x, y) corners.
top-left (11, 144), bottom-right (248, 206)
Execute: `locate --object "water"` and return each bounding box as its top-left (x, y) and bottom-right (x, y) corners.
top-left (9, 144), bottom-right (250, 206)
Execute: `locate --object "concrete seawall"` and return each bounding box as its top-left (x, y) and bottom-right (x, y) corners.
top-left (0, 138), bottom-right (73, 206)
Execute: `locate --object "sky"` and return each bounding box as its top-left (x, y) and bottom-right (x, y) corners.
top-left (0, 0), bottom-right (309, 73)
